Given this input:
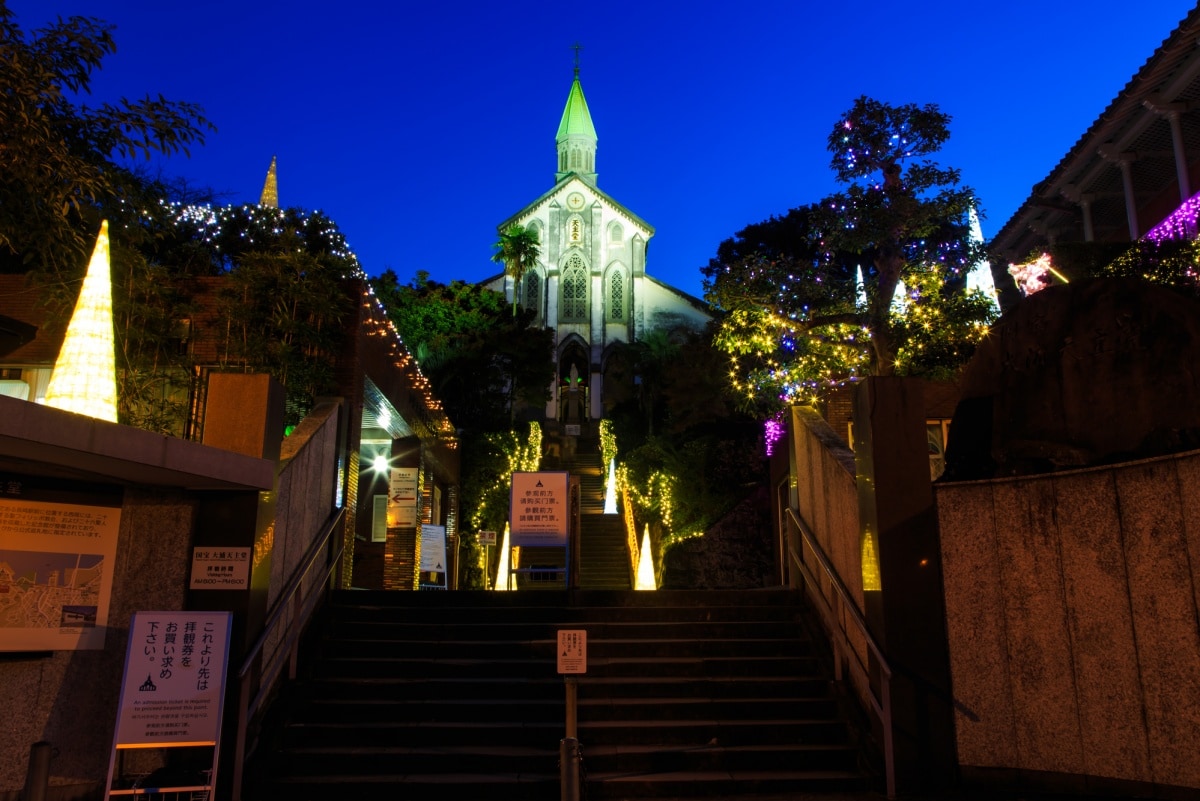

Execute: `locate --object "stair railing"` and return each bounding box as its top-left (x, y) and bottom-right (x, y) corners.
top-left (230, 505), bottom-right (347, 801)
top-left (785, 507), bottom-right (895, 799)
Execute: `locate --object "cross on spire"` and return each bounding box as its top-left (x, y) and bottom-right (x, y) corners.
top-left (571, 42), bottom-right (583, 76)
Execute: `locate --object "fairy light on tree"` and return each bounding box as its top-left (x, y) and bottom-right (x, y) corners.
top-left (704, 97), bottom-right (997, 412)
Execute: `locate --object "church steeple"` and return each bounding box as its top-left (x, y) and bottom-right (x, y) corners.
top-left (555, 53), bottom-right (597, 185)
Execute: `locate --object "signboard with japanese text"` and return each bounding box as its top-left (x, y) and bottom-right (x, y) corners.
top-left (0, 483), bottom-right (122, 651)
top-left (112, 611), bottom-right (231, 748)
top-left (478, 530), bottom-right (497, 546)
top-left (419, 524), bottom-right (447, 588)
top-left (188, 547), bottom-right (250, 590)
top-left (387, 467), bottom-right (418, 528)
top-left (557, 629), bottom-right (587, 674)
top-left (509, 471), bottom-right (570, 547)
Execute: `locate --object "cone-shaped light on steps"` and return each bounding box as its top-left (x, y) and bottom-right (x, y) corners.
top-left (494, 523), bottom-right (513, 591)
top-left (603, 458), bottom-right (617, 514)
top-left (44, 220), bottom-right (118, 422)
top-left (635, 524), bottom-right (656, 591)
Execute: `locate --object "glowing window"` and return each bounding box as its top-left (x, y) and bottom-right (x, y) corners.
top-left (562, 255), bottom-right (587, 321)
top-left (609, 271), bottom-right (624, 320)
top-left (524, 271), bottom-right (540, 311)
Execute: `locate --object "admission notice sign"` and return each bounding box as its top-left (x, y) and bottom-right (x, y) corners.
top-left (509, 471), bottom-right (570, 547)
top-left (112, 611), bottom-right (232, 747)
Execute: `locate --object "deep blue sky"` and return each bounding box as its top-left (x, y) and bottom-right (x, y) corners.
top-left (9, 0), bottom-right (1198, 299)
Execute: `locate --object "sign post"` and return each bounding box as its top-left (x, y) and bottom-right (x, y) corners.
top-left (478, 530), bottom-right (497, 590)
top-left (419, 524), bottom-right (447, 589)
top-left (510, 471), bottom-right (571, 587)
top-left (557, 629), bottom-right (587, 801)
top-left (105, 611), bottom-right (232, 799)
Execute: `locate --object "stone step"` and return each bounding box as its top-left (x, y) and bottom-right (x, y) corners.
top-left (246, 590), bottom-right (874, 799)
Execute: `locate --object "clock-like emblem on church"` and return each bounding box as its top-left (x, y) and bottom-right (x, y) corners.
top-left (567, 192), bottom-right (585, 210)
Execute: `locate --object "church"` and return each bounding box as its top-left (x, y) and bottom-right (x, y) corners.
top-left (482, 65), bottom-right (711, 425)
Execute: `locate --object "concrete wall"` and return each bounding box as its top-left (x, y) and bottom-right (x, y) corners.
top-left (0, 489), bottom-right (197, 799)
top-left (0, 400), bottom-right (342, 801)
top-left (272, 401), bottom-right (342, 609)
top-left (788, 407), bottom-right (871, 704)
top-left (259, 401), bottom-right (343, 668)
top-left (937, 449), bottom-right (1200, 791)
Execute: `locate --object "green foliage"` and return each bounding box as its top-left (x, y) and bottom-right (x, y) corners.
top-left (491, 224), bottom-right (541, 316)
top-left (216, 248), bottom-right (349, 426)
top-left (369, 270), bottom-right (554, 432)
top-left (461, 422), bottom-right (542, 534)
top-left (1029, 239), bottom-right (1200, 300)
top-left (0, 5), bottom-right (212, 277)
top-left (704, 96), bottom-right (997, 411)
top-left (620, 427), bottom-right (765, 551)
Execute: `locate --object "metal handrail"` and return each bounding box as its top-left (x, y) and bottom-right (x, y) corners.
top-left (230, 505), bottom-right (347, 801)
top-left (785, 506), bottom-right (895, 799)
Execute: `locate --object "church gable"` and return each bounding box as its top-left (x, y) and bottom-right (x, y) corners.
top-left (486, 65), bottom-right (713, 423)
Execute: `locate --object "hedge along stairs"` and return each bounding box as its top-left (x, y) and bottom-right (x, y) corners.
top-left (246, 588), bottom-right (875, 800)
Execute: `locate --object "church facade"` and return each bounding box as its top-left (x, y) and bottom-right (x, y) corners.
top-left (483, 69), bottom-right (711, 424)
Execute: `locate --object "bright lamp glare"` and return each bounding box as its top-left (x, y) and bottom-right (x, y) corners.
top-left (372, 454), bottom-right (389, 473)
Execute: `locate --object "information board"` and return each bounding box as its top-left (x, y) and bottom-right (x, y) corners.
top-left (419, 524), bottom-right (447, 588)
top-left (387, 467), bottom-right (418, 528)
top-left (0, 492), bottom-right (121, 651)
top-left (112, 611), bottom-right (232, 747)
top-left (509, 471), bottom-right (570, 547)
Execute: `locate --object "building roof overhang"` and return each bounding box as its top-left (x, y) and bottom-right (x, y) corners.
top-left (0, 395), bottom-right (275, 492)
top-left (992, 7), bottom-right (1200, 262)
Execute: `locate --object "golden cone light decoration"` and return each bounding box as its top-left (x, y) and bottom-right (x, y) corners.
top-left (44, 221), bottom-right (118, 422)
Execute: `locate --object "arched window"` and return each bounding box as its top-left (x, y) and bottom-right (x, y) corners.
top-left (561, 254), bottom-right (587, 321)
top-left (608, 270), bottom-right (624, 320)
top-left (608, 222), bottom-right (623, 242)
top-left (524, 271), bottom-right (540, 313)
top-left (570, 149), bottom-right (580, 169)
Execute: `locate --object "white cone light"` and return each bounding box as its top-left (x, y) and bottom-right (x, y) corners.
top-left (493, 523), bottom-right (512, 591)
top-left (603, 458), bottom-right (617, 514)
top-left (635, 524), bottom-right (656, 591)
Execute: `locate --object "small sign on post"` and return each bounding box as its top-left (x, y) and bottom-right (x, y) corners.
top-left (557, 629), bottom-right (587, 674)
top-left (478, 530), bottom-right (497, 546)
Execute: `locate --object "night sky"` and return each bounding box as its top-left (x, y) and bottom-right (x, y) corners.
top-left (9, 0), bottom-right (1198, 299)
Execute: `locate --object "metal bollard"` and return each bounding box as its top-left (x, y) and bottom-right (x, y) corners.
top-left (24, 741), bottom-right (51, 801)
top-left (559, 736), bottom-right (582, 801)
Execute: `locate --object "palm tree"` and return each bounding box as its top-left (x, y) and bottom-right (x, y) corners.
top-left (492, 224), bottom-right (541, 316)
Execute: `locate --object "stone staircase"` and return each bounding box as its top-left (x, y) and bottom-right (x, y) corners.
top-left (570, 438), bottom-right (631, 590)
top-left (245, 589), bottom-right (874, 800)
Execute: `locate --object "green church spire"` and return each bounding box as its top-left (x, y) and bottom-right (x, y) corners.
top-left (555, 49), bottom-right (597, 185)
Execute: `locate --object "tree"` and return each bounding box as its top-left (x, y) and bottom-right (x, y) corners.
top-left (704, 96), bottom-right (996, 410)
top-left (491, 224), bottom-right (541, 316)
top-left (0, 6), bottom-right (212, 277)
top-left (369, 270), bottom-right (554, 432)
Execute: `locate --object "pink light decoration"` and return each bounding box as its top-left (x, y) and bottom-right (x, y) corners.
top-left (1008, 254), bottom-right (1053, 296)
top-left (1145, 189), bottom-right (1200, 243)
top-left (764, 414), bottom-right (785, 457)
